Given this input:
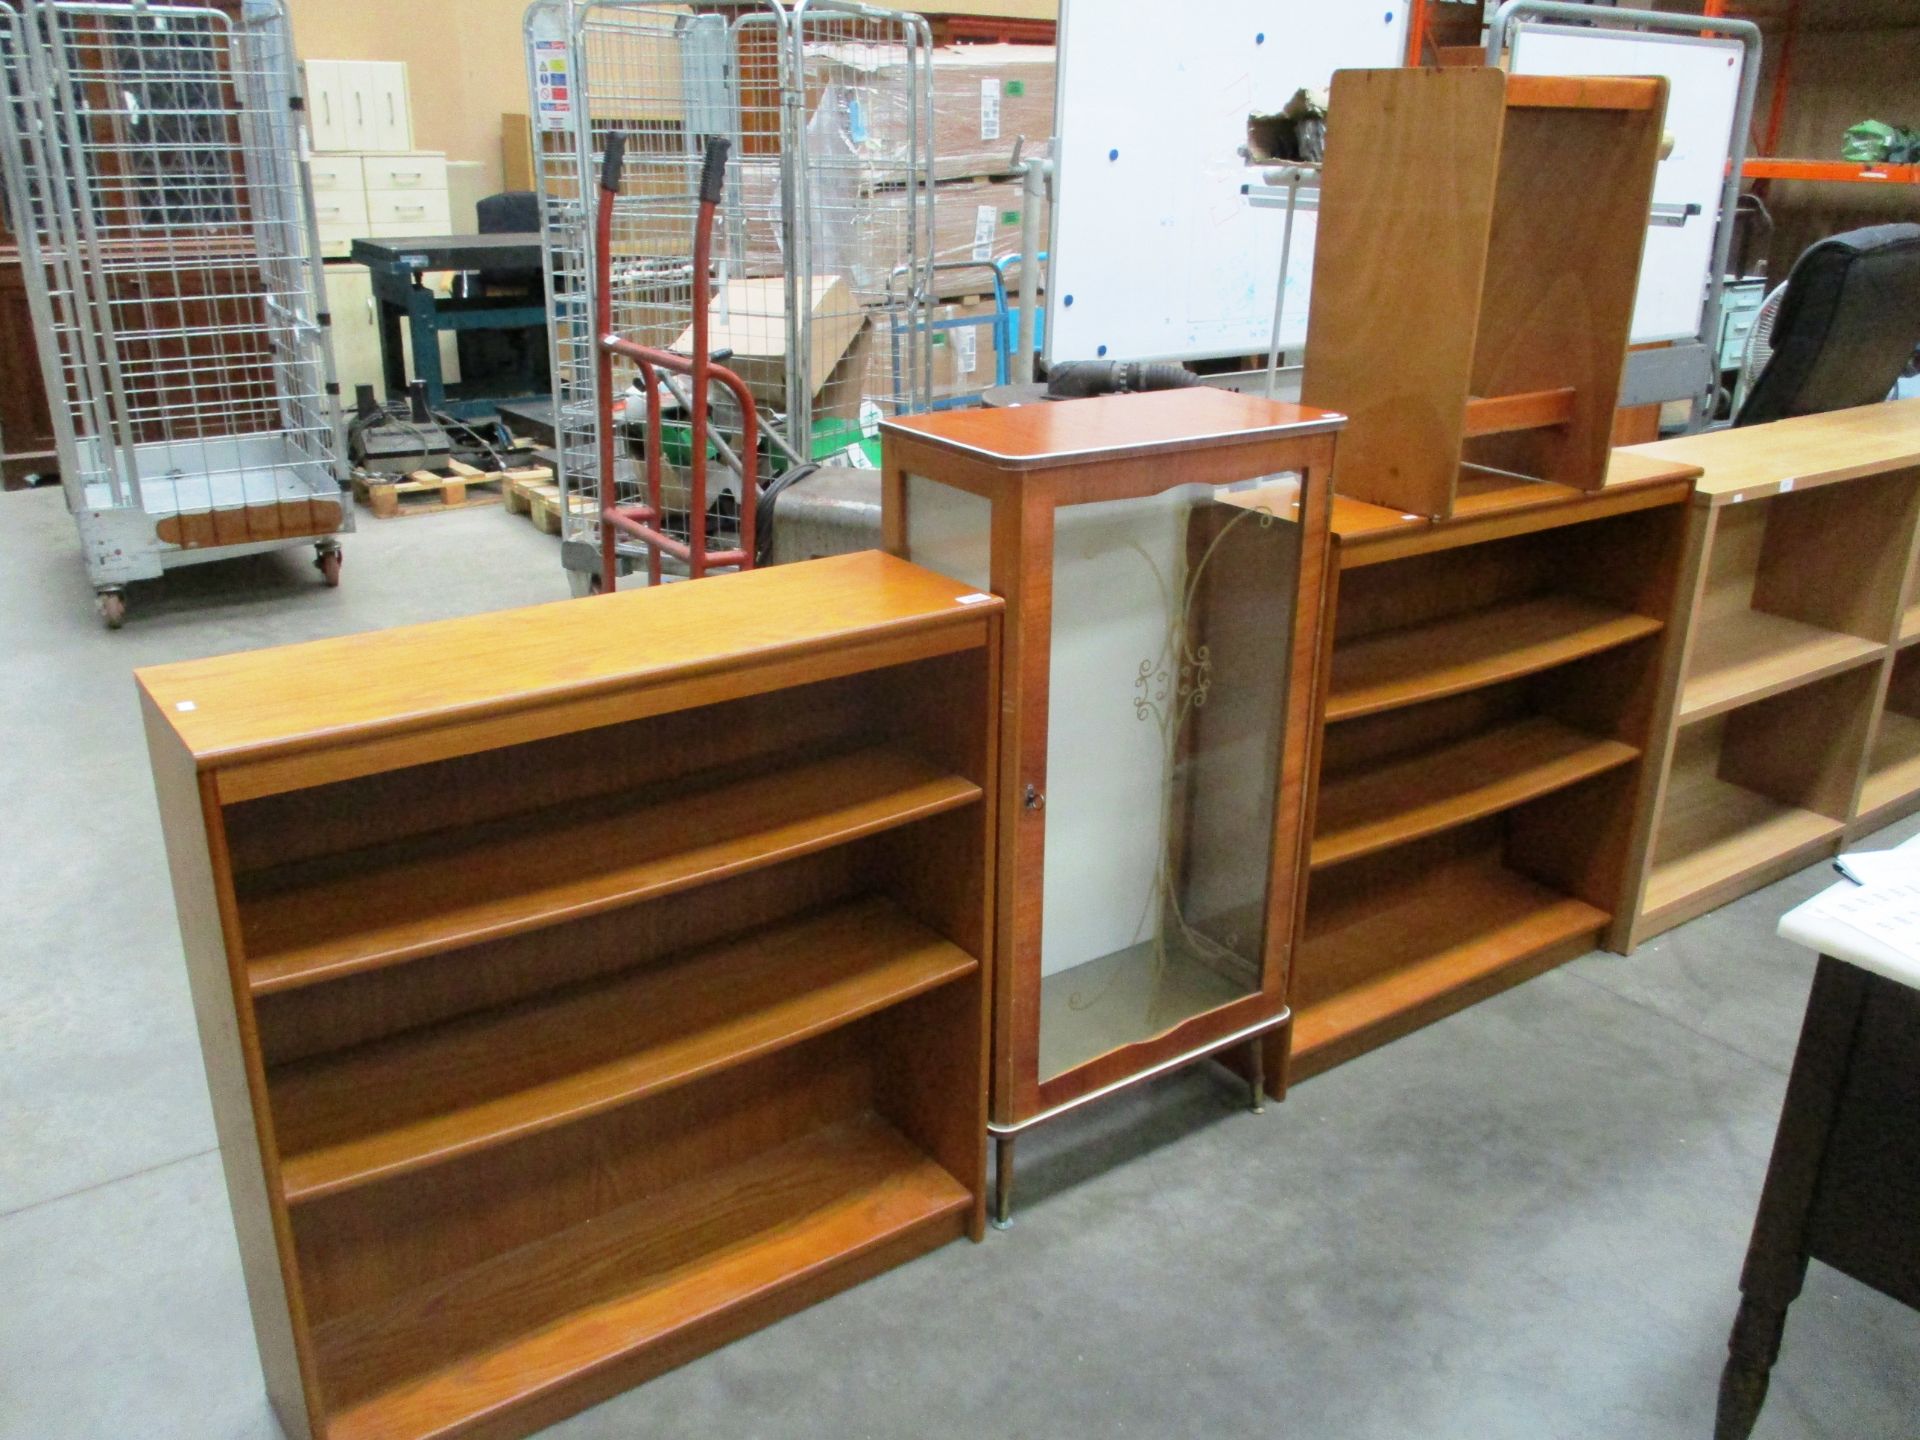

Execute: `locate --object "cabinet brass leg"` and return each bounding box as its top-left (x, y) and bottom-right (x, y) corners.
top-left (1246, 1036), bottom-right (1266, 1114)
top-left (992, 1133), bottom-right (1015, 1231)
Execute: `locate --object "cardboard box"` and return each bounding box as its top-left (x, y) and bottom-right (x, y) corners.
top-left (502, 112), bottom-right (534, 193)
top-left (929, 299), bottom-right (1000, 400)
top-left (807, 43), bottom-right (1056, 181)
top-left (672, 274), bottom-right (866, 410)
top-left (862, 178), bottom-right (1046, 298)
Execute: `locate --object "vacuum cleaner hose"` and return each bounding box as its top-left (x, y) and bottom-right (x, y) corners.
top-left (1045, 360), bottom-right (1201, 399)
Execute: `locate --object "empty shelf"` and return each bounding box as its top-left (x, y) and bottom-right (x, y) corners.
top-left (240, 747), bottom-right (980, 994)
top-left (1461, 387), bottom-right (1575, 439)
top-left (1901, 604), bottom-right (1920, 648)
top-left (1680, 610), bottom-right (1884, 722)
top-left (1644, 771), bottom-right (1841, 923)
top-left (1294, 851), bottom-right (1606, 1067)
top-left (315, 1116), bottom-right (969, 1440)
top-left (1311, 717), bottom-right (1637, 869)
top-left (1037, 934), bottom-right (1253, 1083)
top-left (1449, 473), bottom-right (1584, 519)
top-left (1328, 595), bottom-right (1661, 721)
top-left (1859, 709), bottom-right (1920, 820)
top-left (270, 897), bottom-right (976, 1203)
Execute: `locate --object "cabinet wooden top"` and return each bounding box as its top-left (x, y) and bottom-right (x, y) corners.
top-left (1622, 399), bottom-right (1920, 506)
top-left (881, 389), bottom-right (1345, 469)
top-left (137, 551), bottom-right (999, 772)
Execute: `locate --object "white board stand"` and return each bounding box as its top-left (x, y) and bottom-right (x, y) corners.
top-left (1044, 0), bottom-right (1408, 366)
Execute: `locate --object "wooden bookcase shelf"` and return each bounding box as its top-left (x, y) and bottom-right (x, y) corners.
top-left (315, 1112), bottom-right (967, 1440)
top-left (269, 896), bottom-right (976, 1203)
top-left (1282, 57), bottom-right (1682, 1075)
top-left (1678, 609), bottom-right (1884, 723)
top-left (1302, 66), bottom-right (1666, 519)
top-left (1327, 594), bottom-right (1661, 721)
top-left (1285, 460), bottom-right (1697, 1080)
top-left (138, 553), bottom-right (1002, 1440)
top-left (1642, 690), bottom-right (1863, 931)
top-left (1899, 604), bottom-right (1920, 648)
top-left (1295, 827), bottom-right (1609, 1071)
top-left (1310, 716), bottom-right (1637, 870)
top-left (1622, 402), bottom-right (1920, 945)
top-left (1860, 649), bottom-right (1920, 826)
top-left (239, 745), bottom-right (979, 994)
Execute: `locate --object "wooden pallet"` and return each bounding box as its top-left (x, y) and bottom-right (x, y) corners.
top-left (499, 466), bottom-right (556, 517)
top-left (352, 460), bottom-right (501, 519)
top-left (525, 480), bottom-right (597, 536)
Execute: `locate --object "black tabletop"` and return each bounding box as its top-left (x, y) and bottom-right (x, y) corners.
top-left (350, 233), bottom-right (544, 272)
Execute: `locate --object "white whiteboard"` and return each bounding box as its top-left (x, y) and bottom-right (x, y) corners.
top-left (1510, 24), bottom-right (1744, 344)
top-left (1045, 0), bottom-right (1408, 364)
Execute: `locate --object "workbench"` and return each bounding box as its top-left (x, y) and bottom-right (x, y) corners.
top-left (349, 233), bottom-right (548, 420)
top-left (1717, 838), bottom-right (1920, 1439)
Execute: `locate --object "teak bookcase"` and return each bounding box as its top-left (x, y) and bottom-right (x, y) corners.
top-left (881, 389), bottom-right (1341, 1224)
top-left (1620, 400), bottom-right (1920, 946)
top-left (1283, 454), bottom-right (1700, 1079)
top-left (136, 552), bottom-right (1001, 1440)
top-left (1302, 66), bottom-right (1667, 519)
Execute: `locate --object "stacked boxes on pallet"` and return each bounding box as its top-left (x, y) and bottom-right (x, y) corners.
top-left (739, 43), bottom-right (1054, 291)
top-left (718, 41), bottom-right (1055, 454)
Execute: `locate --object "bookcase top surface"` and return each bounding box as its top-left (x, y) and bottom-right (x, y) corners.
top-left (1622, 399), bottom-right (1920, 506)
top-left (881, 388), bottom-right (1345, 469)
top-left (1329, 448), bottom-right (1703, 545)
top-left (137, 551), bottom-right (999, 770)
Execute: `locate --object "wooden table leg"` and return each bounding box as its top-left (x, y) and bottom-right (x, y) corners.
top-left (1716, 955), bottom-right (1869, 1440)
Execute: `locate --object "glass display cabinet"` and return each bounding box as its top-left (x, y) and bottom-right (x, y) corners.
top-left (881, 388), bottom-right (1343, 1224)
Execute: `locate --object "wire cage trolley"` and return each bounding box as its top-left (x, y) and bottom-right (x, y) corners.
top-left (523, 0), bottom-right (934, 593)
top-left (0, 0), bottom-right (348, 626)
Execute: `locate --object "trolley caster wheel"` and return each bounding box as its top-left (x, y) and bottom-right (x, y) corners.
top-left (565, 568), bottom-right (605, 598)
top-left (316, 547), bottom-right (343, 588)
top-left (97, 591), bottom-right (127, 629)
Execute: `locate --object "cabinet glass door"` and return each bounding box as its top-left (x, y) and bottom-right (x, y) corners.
top-left (1036, 483), bottom-right (1300, 1079)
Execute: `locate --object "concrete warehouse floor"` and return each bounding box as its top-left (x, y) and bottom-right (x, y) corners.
top-left (3, 486), bottom-right (1918, 1440)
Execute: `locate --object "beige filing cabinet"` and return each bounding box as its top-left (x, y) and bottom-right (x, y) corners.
top-left (309, 151), bottom-right (454, 258)
top-left (323, 265), bottom-right (460, 403)
top-left (304, 60), bottom-right (414, 153)
top-left (304, 58), bottom-right (448, 258)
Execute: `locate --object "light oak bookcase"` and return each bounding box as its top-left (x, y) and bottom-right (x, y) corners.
top-left (137, 552), bottom-right (1000, 1440)
top-left (1621, 399), bottom-right (1920, 946)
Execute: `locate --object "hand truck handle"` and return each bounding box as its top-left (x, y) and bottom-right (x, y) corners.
top-left (699, 136), bottom-right (730, 206)
top-left (599, 132), bottom-right (627, 197)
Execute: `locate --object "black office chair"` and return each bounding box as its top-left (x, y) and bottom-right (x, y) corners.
top-left (1735, 222), bottom-right (1920, 427)
top-left (454, 190), bottom-right (548, 396)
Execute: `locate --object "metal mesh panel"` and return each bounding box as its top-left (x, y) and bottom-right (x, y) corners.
top-left (527, 0), bottom-right (931, 573)
top-left (0, 0), bottom-right (343, 563)
top-left (785, 3), bottom-right (934, 449)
